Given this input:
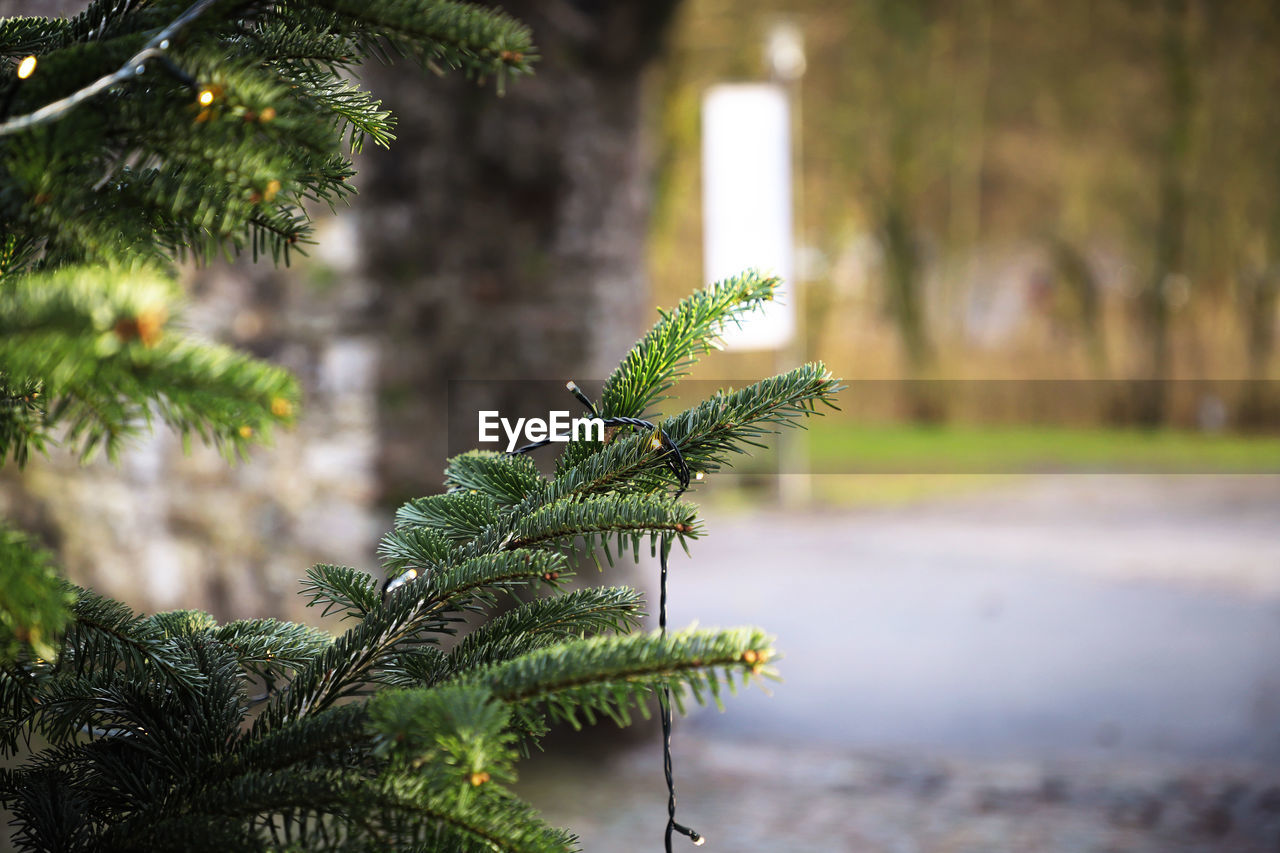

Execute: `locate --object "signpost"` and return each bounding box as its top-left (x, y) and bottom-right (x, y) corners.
top-left (702, 24), bottom-right (809, 501)
top-left (701, 83), bottom-right (795, 350)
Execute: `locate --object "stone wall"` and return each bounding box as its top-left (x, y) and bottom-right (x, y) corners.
top-left (1, 231), bottom-right (383, 622)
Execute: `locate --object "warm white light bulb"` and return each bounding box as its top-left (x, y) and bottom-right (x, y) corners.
top-left (385, 567), bottom-right (420, 594)
top-left (16, 56), bottom-right (36, 79)
top-left (694, 472), bottom-right (704, 481)
top-left (197, 88), bottom-right (215, 106)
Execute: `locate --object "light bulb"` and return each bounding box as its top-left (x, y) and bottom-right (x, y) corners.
top-left (16, 56), bottom-right (36, 79)
top-left (197, 88), bottom-right (215, 106)
top-left (384, 567), bottom-right (420, 594)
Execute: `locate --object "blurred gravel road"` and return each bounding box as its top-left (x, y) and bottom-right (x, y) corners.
top-left (518, 475), bottom-right (1280, 852)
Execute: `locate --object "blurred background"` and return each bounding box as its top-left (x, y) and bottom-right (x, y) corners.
top-left (4, 0), bottom-right (1280, 850)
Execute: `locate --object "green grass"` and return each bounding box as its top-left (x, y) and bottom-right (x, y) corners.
top-left (806, 420), bottom-right (1280, 474)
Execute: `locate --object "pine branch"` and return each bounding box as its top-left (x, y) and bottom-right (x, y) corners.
top-left (98, 766), bottom-right (367, 851)
top-left (254, 551), bottom-right (566, 735)
top-left (363, 778), bottom-right (577, 853)
top-left (0, 377), bottom-right (45, 468)
top-left (212, 618), bottom-right (332, 681)
top-left (0, 525), bottom-right (73, 664)
top-left (502, 494), bottom-right (700, 566)
top-left (444, 450), bottom-right (545, 506)
top-left (0, 0), bottom-right (530, 276)
top-left (0, 16), bottom-right (73, 62)
top-left (26, 633), bottom-right (241, 761)
top-left (661, 362), bottom-right (844, 472)
top-left (473, 627), bottom-right (777, 730)
top-left (0, 0), bottom-right (225, 137)
top-left (300, 564), bottom-right (381, 621)
top-left (59, 588), bottom-right (206, 691)
top-left (395, 491), bottom-right (501, 542)
top-left (0, 7), bottom-right (845, 853)
top-left (367, 683), bottom-right (517, 786)
top-left (378, 524), bottom-right (454, 574)
top-left (532, 363), bottom-right (841, 510)
top-left (137, 726), bottom-right (574, 851)
top-left (232, 702), bottom-right (368, 775)
top-left (304, 0), bottom-right (535, 84)
top-left (143, 608), bottom-right (219, 638)
top-left (0, 263), bottom-right (298, 463)
top-left (600, 269), bottom-right (780, 418)
top-left (443, 587), bottom-right (644, 678)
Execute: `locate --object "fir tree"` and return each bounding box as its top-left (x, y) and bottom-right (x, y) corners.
top-left (0, 2), bottom-right (841, 849)
top-left (0, 0), bottom-right (532, 651)
top-left (3, 270), bottom-right (839, 851)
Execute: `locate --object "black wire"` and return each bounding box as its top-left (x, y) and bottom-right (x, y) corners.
top-left (0, 0), bottom-right (222, 137)
top-left (661, 528), bottom-right (675, 852)
top-left (508, 381), bottom-right (702, 848)
top-left (508, 437), bottom-right (554, 454)
top-left (661, 484), bottom-right (700, 850)
top-left (510, 411), bottom-right (690, 491)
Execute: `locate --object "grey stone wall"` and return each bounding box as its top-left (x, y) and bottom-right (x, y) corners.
top-left (1, 241), bottom-right (383, 622)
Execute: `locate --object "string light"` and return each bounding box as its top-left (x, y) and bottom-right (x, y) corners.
top-left (508, 380), bottom-right (702, 849)
top-left (16, 56), bottom-right (37, 80)
top-left (113, 305), bottom-right (167, 347)
top-left (197, 88), bottom-right (215, 106)
top-left (0, 0), bottom-right (223, 137)
top-left (383, 567), bottom-right (419, 595)
top-left (565, 380), bottom-right (599, 416)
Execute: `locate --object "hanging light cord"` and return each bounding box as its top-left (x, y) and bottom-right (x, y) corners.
top-left (514, 381), bottom-right (703, 849)
top-left (0, 0), bottom-right (216, 136)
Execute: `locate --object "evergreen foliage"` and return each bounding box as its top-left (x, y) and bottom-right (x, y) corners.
top-left (0, 529), bottom-right (71, 665)
top-left (0, 2), bottom-right (842, 848)
top-left (1, 270), bottom-right (839, 850)
top-left (0, 0), bottom-right (530, 662)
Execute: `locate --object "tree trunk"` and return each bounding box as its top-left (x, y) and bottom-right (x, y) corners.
top-left (358, 1), bottom-right (680, 505)
top-left (1137, 0), bottom-right (1195, 426)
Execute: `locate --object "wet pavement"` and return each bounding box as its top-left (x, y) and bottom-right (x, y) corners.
top-left (517, 475), bottom-right (1280, 851)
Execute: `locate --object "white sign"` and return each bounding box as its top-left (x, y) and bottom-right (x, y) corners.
top-left (701, 83), bottom-right (795, 350)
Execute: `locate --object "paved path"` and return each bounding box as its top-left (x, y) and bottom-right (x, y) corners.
top-left (520, 475), bottom-right (1280, 851)
top-left (670, 475), bottom-right (1280, 763)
